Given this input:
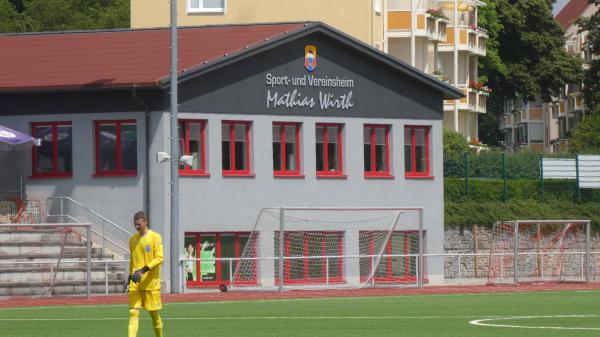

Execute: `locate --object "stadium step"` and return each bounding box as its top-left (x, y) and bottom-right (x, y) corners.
top-left (0, 225), bottom-right (128, 296)
top-left (0, 279), bottom-right (127, 297)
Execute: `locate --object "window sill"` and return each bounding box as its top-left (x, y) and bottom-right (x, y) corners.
top-left (29, 173), bottom-right (72, 179)
top-left (222, 172), bottom-right (256, 178)
top-left (274, 173), bottom-right (305, 179)
top-left (93, 172), bottom-right (137, 177)
top-left (316, 173), bottom-right (347, 179)
top-left (364, 174), bottom-right (395, 179)
top-left (187, 8), bottom-right (225, 14)
top-left (404, 175), bottom-right (435, 180)
top-left (180, 172), bottom-right (210, 177)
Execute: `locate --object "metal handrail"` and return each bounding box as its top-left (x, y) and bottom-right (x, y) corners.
top-left (46, 197), bottom-right (131, 255)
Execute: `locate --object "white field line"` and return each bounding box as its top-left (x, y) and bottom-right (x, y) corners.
top-left (0, 315), bottom-right (502, 322)
top-left (470, 315), bottom-right (600, 331)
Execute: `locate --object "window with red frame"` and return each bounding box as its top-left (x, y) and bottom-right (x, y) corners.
top-left (222, 121), bottom-right (251, 175)
top-left (31, 122), bottom-right (72, 177)
top-left (364, 124), bottom-right (391, 177)
top-left (178, 120), bottom-right (207, 175)
top-left (316, 124), bottom-right (343, 176)
top-left (273, 122), bottom-right (301, 176)
top-left (184, 232), bottom-right (254, 287)
top-left (95, 120), bottom-right (137, 176)
top-left (274, 231), bottom-right (344, 284)
top-left (359, 231), bottom-right (419, 283)
top-left (404, 126), bottom-right (431, 177)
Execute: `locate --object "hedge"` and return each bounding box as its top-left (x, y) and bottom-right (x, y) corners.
top-left (445, 178), bottom-right (600, 202)
top-left (445, 200), bottom-right (600, 230)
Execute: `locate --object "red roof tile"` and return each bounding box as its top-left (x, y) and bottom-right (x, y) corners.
top-left (0, 23), bottom-right (307, 91)
top-left (555, 0), bottom-right (590, 29)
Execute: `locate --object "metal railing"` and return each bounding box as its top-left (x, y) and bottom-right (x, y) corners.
top-left (0, 223), bottom-right (92, 298)
top-left (179, 250), bottom-right (600, 292)
top-left (46, 197), bottom-right (131, 257)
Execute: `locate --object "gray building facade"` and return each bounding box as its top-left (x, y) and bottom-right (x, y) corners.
top-left (0, 23), bottom-right (461, 290)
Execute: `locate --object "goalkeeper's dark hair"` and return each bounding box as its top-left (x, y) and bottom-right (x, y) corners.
top-left (133, 211), bottom-right (148, 225)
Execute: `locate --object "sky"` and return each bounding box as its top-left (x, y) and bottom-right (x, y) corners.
top-left (553, 0), bottom-right (569, 16)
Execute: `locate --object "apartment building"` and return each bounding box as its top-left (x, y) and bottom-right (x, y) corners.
top-left (499, 0), bottom-right (597, 153)
top-left (131, 0), bottom-right (488, 141)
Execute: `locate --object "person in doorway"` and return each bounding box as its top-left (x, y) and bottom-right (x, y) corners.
top-left (127, 211), bottom-right (164, 337)
top-left (185, 243), bottom-right (196, 281)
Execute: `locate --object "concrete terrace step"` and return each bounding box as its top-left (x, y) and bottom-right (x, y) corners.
top-left (0, 245), bottom-right (101, 256)
top-left (0, 232), bottom-right (85, 243)
top-left (0, 269), bottom-right (126, 283)
top-left (0, 252), bottom-right (114, 261)
top-left (0, 280), bottom-right (127, 296)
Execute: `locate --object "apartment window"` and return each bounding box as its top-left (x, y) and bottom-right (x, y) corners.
top-left (316, 123), bottom-right (344, 177)
top-left (95, 120), bottom-right (137, 176)
top-left (222, 121), bottom-right (252, 176)
top-left (31, 122), bottom-right (72, 178)
top-left (364, 124), bottom-right (391, 177)
top-left (529, 123), bottom-right (544, 144)
top-left (188, 0), bottom-right (225, 13)
top-left (273, 122), bottom-right (302, 176)
top-left (404, 126), bottom-right (431, 178)
top-left (178, 120), bottom-right (208, 176)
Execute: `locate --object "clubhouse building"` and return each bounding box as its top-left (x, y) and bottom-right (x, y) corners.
top-left (0, 22), bottom-right (461, 290)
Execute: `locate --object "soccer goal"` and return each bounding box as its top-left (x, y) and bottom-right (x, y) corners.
top-left (230, 207), bottom-right (424, 291)
top-left (487, 220), bottom-right (591, 285)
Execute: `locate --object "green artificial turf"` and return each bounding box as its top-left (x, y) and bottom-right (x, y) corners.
top-left (0, 291), bottom-right (599, 337)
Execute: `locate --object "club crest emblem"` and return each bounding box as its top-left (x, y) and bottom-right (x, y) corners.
top-left (304, 45), bottom-right (317, 72)
top-left (145, 245), bottom-right (151, 252)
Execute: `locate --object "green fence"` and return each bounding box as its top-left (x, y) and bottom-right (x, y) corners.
top-left (444, 152), bottom-right (600, 203)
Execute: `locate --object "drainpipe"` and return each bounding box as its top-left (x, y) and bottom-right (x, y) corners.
top-left (131, 85), bottom-right (151, 217)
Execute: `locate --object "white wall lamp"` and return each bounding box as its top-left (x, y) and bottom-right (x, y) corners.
top-left (156, 152), bottom-right (194, 167)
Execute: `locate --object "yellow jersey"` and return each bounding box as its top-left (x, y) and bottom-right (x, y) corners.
top-left (129, 230), bottom-right (164, 291)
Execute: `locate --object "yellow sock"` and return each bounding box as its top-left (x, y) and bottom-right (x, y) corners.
top-left (149, 310), bottom-right (163, 337)
top-left (128, 309), bottom-right (140, 337)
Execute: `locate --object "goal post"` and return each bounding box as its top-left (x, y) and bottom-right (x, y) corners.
top-left (230, 207), bottom-right (424, 291)
top-left (487, 220), bottom-right (591, 285)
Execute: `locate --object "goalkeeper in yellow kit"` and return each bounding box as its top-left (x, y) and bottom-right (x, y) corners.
top-left (127, 211), bottom-right (164, 337)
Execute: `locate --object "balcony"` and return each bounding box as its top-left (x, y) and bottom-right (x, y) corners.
top-left (386, 10), bottom-right (430, 38)
top-left (449, 86), bottom-right (487, 114)
top-left (435, 19), bottom-right (448, 42)
top-left (476, 29), bottom-right (488, 56)
top-left (438, 25), bottom-right (487, 56)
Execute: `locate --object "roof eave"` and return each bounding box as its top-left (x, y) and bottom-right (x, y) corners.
top-left (160, 22), bottom-right (464, 100)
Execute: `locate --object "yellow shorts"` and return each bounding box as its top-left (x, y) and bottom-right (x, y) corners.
top-left (129, 289), bottom-right (162, 311)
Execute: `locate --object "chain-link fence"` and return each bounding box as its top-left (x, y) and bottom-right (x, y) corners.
top-left (444, 152), bottom-right (600, 202)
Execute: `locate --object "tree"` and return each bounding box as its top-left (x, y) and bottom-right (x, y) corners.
top-left (0, 0), bottom-right (129, 33)
top-left (568, 107), bottom-right (600, 153)
top-left (443, 128), bottom-right (472, 159)
top-left (577, 1), bottom-right (600, 111)
top-left (477, 0), bottom-right (583, 146)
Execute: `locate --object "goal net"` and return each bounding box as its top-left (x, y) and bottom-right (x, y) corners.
top-left (487, 220), bottom-right (590, 285)
top-left (230, 207), bottom-right (423, 291)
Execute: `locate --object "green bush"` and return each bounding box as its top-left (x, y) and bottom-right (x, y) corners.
top-left (445, 200), bottom-right (600, 230)
top-left (445, 178), bottom-right (600, 202)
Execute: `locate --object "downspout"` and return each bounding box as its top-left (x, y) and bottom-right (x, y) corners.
top-left (131, 85), bottom-right (151, 217)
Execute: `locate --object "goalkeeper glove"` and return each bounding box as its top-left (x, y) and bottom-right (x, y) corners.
top-left (131, 266), bottom-right (150, 284)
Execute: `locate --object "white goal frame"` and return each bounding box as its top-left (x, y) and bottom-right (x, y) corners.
top-left (229, 207), bottom-right (425, 292)
top-left (487, 220), bottom-right (591, 285)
